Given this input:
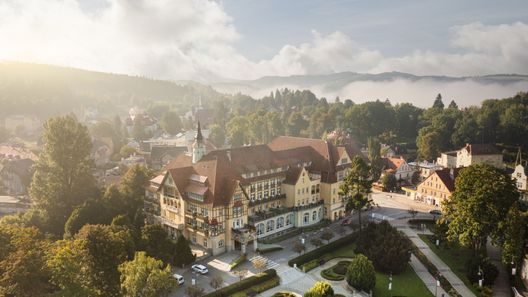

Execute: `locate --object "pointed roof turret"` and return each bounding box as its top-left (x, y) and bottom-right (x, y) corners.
top-left (196, 121), bottom-right (203, 142)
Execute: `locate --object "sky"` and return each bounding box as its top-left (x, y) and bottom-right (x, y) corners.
top-left (0, 0), bottom-right (527, 83)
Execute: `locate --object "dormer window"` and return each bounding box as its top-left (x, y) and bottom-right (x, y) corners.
top-left (187, 192), bottom-right (204, 202)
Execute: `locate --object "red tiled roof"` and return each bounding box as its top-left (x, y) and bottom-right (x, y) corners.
top-left (432, 167), bottom-right (463, 192)
top-left (383, 156), bottom-right (405, 170)
top-left (283, 166), bottom-right (303, 185)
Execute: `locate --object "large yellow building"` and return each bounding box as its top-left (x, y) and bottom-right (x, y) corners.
top-left (416, 168), bottom-right (462, 206)
top-left (152, 125), bottom-right (362, 255)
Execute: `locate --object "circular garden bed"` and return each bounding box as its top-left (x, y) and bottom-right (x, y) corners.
top-left (320, 260), bottom-right (351, 281)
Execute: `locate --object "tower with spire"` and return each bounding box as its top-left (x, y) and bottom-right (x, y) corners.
top-left (192, 121), bottom-right (206, 164)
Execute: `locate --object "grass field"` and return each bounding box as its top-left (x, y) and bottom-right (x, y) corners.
top-left (418, 234), bottom-right (479, 295)
top-left (373, 264), bottom-right (434, 297)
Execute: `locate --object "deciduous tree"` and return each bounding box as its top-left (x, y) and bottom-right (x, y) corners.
top-left (346, 254), bottom-right (376, 292)
top-left (119, 251), bottom-right (176, 297)
top-left (30, 115), bottom-right (97, 235)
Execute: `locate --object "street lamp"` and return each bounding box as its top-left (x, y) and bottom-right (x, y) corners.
top-left (478, 266), bottom-right (484, 287)
top-left (388, 272), bottom-right (393, 297)
top-left (435, 274), bottom-right (440, 297)
top-left (511, 259), bottom-right (517, 276)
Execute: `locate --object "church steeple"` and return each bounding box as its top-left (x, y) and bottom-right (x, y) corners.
top-left (192, 121), bottom-right (206, 164)
top-left (196, 121), bottom-right (203, 142)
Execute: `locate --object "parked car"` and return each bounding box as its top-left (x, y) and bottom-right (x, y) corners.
top-left (429, 209), bottom-right (442, 216)
top-left (191, 264), bottom-right (209, 274)
top-left (172, 273), bottom-right (184, 285)
top-left (341, 218), bottom-right (351, 226)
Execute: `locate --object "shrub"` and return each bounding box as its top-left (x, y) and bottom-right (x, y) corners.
top-left (346, 254), bottom-right (376, 292)
top-left (303, 281), bottom-right (334, 297)
top-left (229, 254), bottom-right (247, 270)
top-left (257, 244), bottom-right (283, 254)
top-left (204, 269), bottom-right (277, 297)
top-left (466, 256), bottom-right (498, 287)
top-left (356, 221), bottom-right (411, 274)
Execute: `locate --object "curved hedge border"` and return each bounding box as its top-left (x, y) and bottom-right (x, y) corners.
top-left (204, 269), bottom-right (277, 297)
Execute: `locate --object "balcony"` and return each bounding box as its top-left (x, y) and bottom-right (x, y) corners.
top-left (292, 199), bottom-right (324, 211)
top-left (158, 216), bottom-right (183, 230)
top-left (248, 193), bottom-right (286, 207)
top-left (248, 206), bottom-right (292, 225)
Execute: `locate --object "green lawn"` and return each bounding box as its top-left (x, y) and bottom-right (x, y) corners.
top-left (418, 234), bottom-right (479, 295)
top-left (373, 264), bottom-right (434, 297)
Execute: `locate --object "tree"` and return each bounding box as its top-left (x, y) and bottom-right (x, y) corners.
top-left (233, 269), bottom-right (248, 281)
top-left (340, 157), bottom-right (374, 233)
top-left (500, 204), bottom-right (526, 265)
top-left (381, 173), bottom-right (397, 192)
top-left (310, 237), bottom-right (323, 247)
top-left (64, 198), bottom-right (113, 238)
top-left (408, 208), bottom-right (418, 220)
top-left (140, 224), bottom-right (177, 265)
top-left (287, 112), bottom-right (308, 136)
top-left (357, 221), bottom-right (412, 274)
top-left (0, 224), bottom-right (52, 297)
top-left (416, 128), bottom-right (442, 161)
top-left (119, 252), bottom-right (176, 297)
top-left (47, 239), bottom-right (97, 297)
top-left (346, 254), bottom-right (376, 292)
top-left (186, 285), bottom-right (205, 297)
top-left (119, 164), bottom-right (151, 226)
top-left (320, 228), bottom-right (334, 244)
top-left (75, 224), bottom-right (136, 297)
top-left (120, 145), bottom-right (137, 158)
top-left (367, 137), bottom-right (383, 180)
top-left (341, 157), bottom-right (373, 233)
top-left (29, 115), bottom-right (96, 235)
top-left (448, 100), bottom-right (458, 109)
top-left (208, 124), bottom-right (226, 147)
top-left (443, 164), bottom-right (519, 254)
top-left (209, 275), bottom-right (223, 289)
top-left (174, 234), bottom-right (196, 267)
top-left (252, 257), bottom-right (268, 272)
top-left (433, 93), bottom-right (444, 109)
top-left (292, 241), bottom-right (306, 255)
top-left (303, 281), bottom-right (334, 297)
top-left (160, 110), bottom-right (182, 135)
top-left (226, 116), bottom-right (249, 147)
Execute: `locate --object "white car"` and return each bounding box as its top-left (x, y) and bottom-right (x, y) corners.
top-left (191, 264), bottom-right (209, 274)
top-left (172, 273), bottom-right (184, 285)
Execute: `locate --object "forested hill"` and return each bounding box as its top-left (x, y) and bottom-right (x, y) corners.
top-left (212, 72), bottom-right (528, 107)
top-left (0, 62), bottom-right (222, 120)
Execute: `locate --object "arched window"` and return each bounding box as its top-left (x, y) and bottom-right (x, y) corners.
top-left (256, 223), bottom-right (265, 236)
top-left (286, 213), bottom-right (293, 226)
top-left (267, 220), bottom-right (275, 232)
top-left (277, 217), bottom-right (284, 228)
top-left (303, 213), bottom-right (309, 224)
top-left (312, 211), bottom-right (317, 221)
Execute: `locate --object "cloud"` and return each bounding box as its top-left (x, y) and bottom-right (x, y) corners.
top-left (0, 1), bottom-right (527, 81)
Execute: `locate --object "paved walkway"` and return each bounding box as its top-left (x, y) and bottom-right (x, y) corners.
top-left (401, 227), bottom-right (476, 297)
top-left (486, 241), bottom-right (510, 297)
top-left (409, 254), bottom-right (449, 296)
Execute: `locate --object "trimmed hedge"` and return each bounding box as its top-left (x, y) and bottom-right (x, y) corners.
top-left (230, 276), bottom-right (280, 297)
top-left (203, 269), bottom-right (277, 297)
top-left (411, 245), bottom-right (461, 297)
top-left (288, 231), bottom-right (358, 268)
top-left (229, 254), bottom-right (247, 271)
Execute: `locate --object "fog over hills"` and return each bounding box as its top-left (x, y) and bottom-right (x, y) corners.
top-left (212, 72), bottom-right (528, 107)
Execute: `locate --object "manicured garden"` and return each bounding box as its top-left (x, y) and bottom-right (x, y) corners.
top-left (373, 264), bottom-right (434, 297)
top-left (320, 260), bottom-right (351, 281)
top-left (418, 234), bottom-right (480, 295)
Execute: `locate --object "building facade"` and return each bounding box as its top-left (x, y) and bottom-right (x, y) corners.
top-left (456, 143), bottom-right (503, 168)
top-left (512, 164), bottom-right (528, 201)
top-left (154, 127), bottom-right (362, 255)
top-left (416, 168), bottom-right (461, 206)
